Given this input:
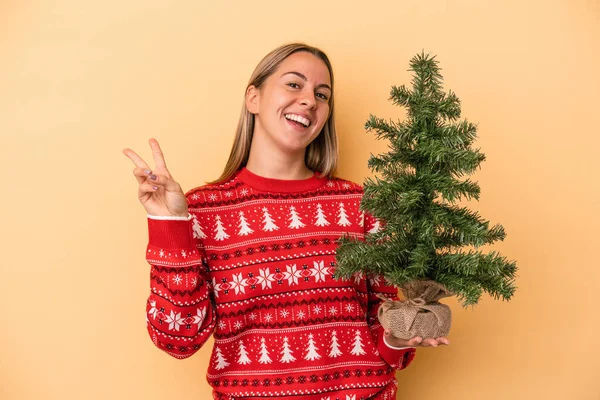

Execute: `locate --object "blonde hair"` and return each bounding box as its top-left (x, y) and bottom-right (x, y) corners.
top-left (209, 42), bottom-right (338, 184)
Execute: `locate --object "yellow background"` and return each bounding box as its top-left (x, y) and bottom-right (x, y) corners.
top-left (1, 0), bottom-right (598, 399)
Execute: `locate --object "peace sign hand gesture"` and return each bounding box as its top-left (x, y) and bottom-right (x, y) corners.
top-left (123, 138), bottom-right (188, 217)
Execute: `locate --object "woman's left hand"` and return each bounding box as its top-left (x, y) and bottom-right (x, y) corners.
top-left (384, 330), bottom-right (449, 347)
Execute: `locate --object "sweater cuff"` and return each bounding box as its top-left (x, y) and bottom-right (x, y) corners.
top-left (376, 328), bottom-right (417, 370)
top-left (147, 213), bottom-right (193, 221)
top-left (148, 216), bottom-right (195, 249)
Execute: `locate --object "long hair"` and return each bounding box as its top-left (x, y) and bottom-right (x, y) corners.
top-left (209, 43), bottom-right (338, 184)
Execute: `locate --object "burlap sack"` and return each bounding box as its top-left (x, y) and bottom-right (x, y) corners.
top-left (378, 280), bottom-right (452, 340)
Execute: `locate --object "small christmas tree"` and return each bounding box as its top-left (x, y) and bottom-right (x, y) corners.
top-left (335, 51), bottom-right (517, 308)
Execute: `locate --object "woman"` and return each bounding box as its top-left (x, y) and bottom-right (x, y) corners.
top-left (123, 42), bottom-right (447, 400)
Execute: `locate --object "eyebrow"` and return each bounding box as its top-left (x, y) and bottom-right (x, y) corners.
top-left (281, 71), bottom-right (332, 91)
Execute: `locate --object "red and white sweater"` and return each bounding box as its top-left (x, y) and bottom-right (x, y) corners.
top-left (145, 167), bottom-right (416, 400)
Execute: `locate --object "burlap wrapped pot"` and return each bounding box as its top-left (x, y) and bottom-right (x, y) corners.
top-left (378, 280), bottom-right (452, 340)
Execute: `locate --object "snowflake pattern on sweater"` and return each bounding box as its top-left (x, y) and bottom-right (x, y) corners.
top-left (145, 167), bottom-right (415, 400)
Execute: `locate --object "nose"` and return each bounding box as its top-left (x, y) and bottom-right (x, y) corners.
top-left (299, 89), bottom-right (317, 109)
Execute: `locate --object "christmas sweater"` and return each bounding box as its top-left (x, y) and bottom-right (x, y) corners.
top-left (145, 167), bottom-right (416, 400)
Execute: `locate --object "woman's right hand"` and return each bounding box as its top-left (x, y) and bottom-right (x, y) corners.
top-left (123, 138), bottom-right (189, 217)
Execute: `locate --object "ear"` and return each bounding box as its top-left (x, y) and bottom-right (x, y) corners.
top-left (245, 85), bottom-right (259, 114)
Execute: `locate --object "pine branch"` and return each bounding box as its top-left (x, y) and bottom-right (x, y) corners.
top-left (438, 177), bottom-right (481, 202)
top-left (439, 120), bottom-right (478, 148)
top-left (336, 235), bottom-right (412, 278)
top-left (433, 250), bottom-right (517, 306)
top-left (429, 203), bottom-right (506, 248)
top-left (437, 90), bottom-right (462, 121)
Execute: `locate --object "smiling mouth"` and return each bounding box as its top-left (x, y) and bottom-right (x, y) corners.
top-left (284, 113), bottom-right (311, 128)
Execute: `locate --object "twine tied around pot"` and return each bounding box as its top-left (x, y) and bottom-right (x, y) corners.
top-left (377, 280), bottom-right (452, 340)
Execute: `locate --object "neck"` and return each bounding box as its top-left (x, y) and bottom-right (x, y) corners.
top-left (246, 143), bottom-right (313, 180)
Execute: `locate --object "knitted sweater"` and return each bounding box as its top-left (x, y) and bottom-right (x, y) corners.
top-left (145, 167), bottom-right (416, 400)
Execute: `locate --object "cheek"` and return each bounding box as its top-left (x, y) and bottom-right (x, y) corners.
top-left (260, 88), bottom-right (288, 113)
top-left (273, 96), bottom-right (295, 115)
top-left (317, 107), bottom-right (330, 126)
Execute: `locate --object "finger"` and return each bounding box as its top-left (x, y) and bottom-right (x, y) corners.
top-left (436, 337), bottom-right (450, 345)
top-left (133, 167), bottom-right (153, 184)
top-left (422, 338), bottom-right (438, 347)
top-left (407, 336), bottom-right (423, 346)
top-left (143, 172), bottom-right (174, 189)
top-left (138, 182), bottom-right (160, 196)
top-left (123, 148), bottom-right (150, 169)
top-left (149, 138), bottom-right (169, 172)
top-left (141, 172), bottom-right (181, 193)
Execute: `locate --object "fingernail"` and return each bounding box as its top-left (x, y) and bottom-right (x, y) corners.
top-left (144, 169), bottom-right (151, 174)
top-left (152, 186), bottom-right (158, 190)
top-left (150, 174), bottom-right (157, 181)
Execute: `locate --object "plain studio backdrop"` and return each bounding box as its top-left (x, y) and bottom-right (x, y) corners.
top-left (1, 0), bottom-right (598, 399)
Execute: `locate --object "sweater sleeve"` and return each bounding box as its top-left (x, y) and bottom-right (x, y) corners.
top-left (144, 213), bottom-right (216, 359)
top-left (363, 211), bottom-right (416, 370)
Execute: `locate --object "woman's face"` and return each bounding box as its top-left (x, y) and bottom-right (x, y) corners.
top-left (247, 51), bottom-right (332, 158)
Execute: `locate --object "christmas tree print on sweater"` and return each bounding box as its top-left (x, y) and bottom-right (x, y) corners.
top-left (213, 215), bottom-right (230, 241)
top-left (350, 330), bottom-right (366, 356)
top-left (280, 336), bottom-right (296, 363)
top-left (288, 206), bottom-right (306, 229)
top-left (213, 347), bottom-right (230, 370)
top-left (258, 337), bottom-right (272, 364)
top-left (261, 207), bottom-right (279, 231)
top-left (237, 339), bottom-right (251, 365)
top-left (337, 202), bottom-right (352, 226)
top-left (329, 330), bottom-right (342, 358)
top-left (368, 219), bottom-right (381, 233)
top-left (237, 211), bottom-right (254, 236)
top-left (192, 214), bottom-right (207, 239)
top-left (304, 333), bottom-right (321, 361)
top-left (314, 203), bottom-right (330, 227)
